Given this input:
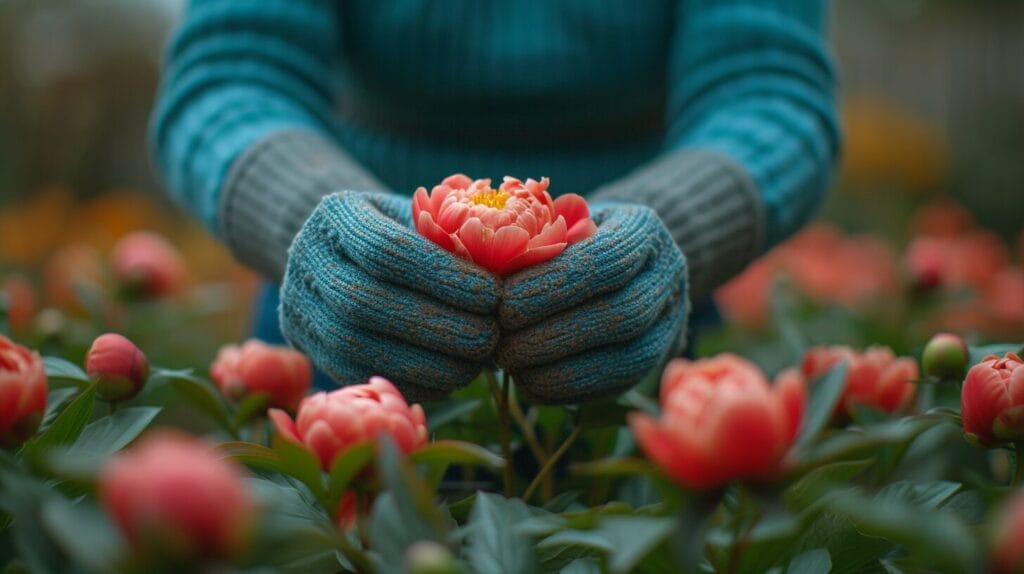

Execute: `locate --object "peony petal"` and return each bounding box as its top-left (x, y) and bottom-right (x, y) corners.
top-left (269, 409), bottom-right (302, 443)
top-left (436, 201), bottom-right (471, 234)
top-left (566, 218), bottom-right (598, 245)
top-left (961, 365), bottom-right (1012, 446)
top-left (629, 413), bottom-right (718, 489)
top-left (417, 212), bottom-right (458, 253)
top-left (457, 218), bottom-right (495, 270)
top-left (441, 174), bottom-right (473, 190)
top-left (528, 217), bottom-right (568, 250)
top-left (502, 243), bottom-right (566, 276)
top-left (553, 193), bottom-right (591, 229)
top-left (488, 226), bottom-right (531, 276)
top-left (774, 368), bottom-right (807, 444)
top-left (706, 387), bottom-right (787, 480)
top-left (875, 358), bottom-right (917, 412)
top-left (412, 187), bottom-right (431, 221)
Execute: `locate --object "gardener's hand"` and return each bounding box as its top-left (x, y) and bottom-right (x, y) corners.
top-left (280, 191), bottom-right (501, 401)
top-left (496, 204), bottom-right (689, 403)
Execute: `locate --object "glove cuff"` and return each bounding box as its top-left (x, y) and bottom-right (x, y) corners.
top-left (589, 148), bottom-right (765, 301)
top-left (218, 129), bottom-right (386, 280)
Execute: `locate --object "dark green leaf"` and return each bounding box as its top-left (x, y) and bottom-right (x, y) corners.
top-left (409, 440), bottom-right (504, 469)
top-left (786, 548), bottom-right (831, 574)
top-left (150, 368), bottom-right (233, 433)
top-left (232, 392), bottom-right (271, 430)
top-left (41, 498), bottom-right (123, 572)
top-left (875, 480), bottom-right (961, 510)
top-left (425, 399), bottom-right (483, 432)
top-left (785, 459), bottom-right (875, 510)
top-left (41, 388), bottom-right (78, 429)
top-left (599, 515), bottom-right (676, 574)
top-left (70, 406), bottom-right (161, 456)
top-left (328, 442), bottom-right (374, 506)
top-left (42, 356), bottom-right (89, 387)
top-left (368, 492), bottom-right (444, 574)
top-left (794, 416), bottom-right (945, 473)
top-left (218, 441), bottom-right (285, 472)
top-left (23, 385), bottom-right (96, 455)
top-left (797, 361), bottom-right (848, 450)
top-left (275, 438), bottom-right (327, 507)
top-left (466, 492), bottom-right (538, 574)
top-left (376, 436), bottom-right (446, 536)
top-left (572, 457), bottom-right (656, 478)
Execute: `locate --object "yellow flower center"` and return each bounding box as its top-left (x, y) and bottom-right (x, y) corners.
top-left (468, 189), bottom-right (510, 209)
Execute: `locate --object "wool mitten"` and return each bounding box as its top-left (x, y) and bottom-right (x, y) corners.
top-left (496, 204), bottom-right (689, 403)
top-left (280, 191), bottom-right (501, 401)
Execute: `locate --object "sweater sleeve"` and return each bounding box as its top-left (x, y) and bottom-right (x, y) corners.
top-left (150, 0), bottom-right (384, 279)
top-left (591, 0), bottom-right (840, 300)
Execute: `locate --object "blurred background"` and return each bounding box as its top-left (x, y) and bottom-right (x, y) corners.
top-left (0, 0), bottom-right (1021, 371)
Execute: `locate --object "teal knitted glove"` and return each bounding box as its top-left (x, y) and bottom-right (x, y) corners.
top-left (496, 204), bottom-right (689, 403)
top-left (279, 192), bottom-right (501, 401)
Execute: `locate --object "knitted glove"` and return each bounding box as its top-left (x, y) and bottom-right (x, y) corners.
top-left (496, 203), bottom-right (689, 403)
top-left (280, 191), bottom-right (501, 401)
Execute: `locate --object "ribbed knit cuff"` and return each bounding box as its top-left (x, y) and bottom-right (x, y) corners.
top-left (218, 129), bottom-right (386, 280)
top-left (590, 149), bottom-right (765, 301)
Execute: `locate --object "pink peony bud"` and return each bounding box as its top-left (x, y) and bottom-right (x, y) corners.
top-left (98, 432), bottom-right (255, 562)
top-left (993, 490), bottom-right (1024, 574)
top-left (905, 231), bottom-right (1008, 291)
top-left (629, 354), bottom-right (806, 489)
top-left (86, 333), bottom-right (149, 401)
top-left (269, 376), bottom-right (427, 470)
top-left (210, 340), bottom-right (311, 412)
top-left (413, 174), bottom-right (597, 276)
top-left (961, 352), bottom-right (1024, 447)
top-left (44, 244), bottom-right (104, 313)
top-left (0, 336), bottom-right (47, 447)
top-left (921, 332), bottom-right (969, 380)
top-left (109, 231), bottom-right (186, 298)
top-left (802, 345), bottom-right (918, 418)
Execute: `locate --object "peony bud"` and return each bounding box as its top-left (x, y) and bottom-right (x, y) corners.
top-left (210, 340), bottom-right (311, 412)
top-left (98, 432), bottom-right (255, 562)
top-left (0, 336), bottom-right (48, 447)
top-left (629, 354), bottom-right (806, 489)
top-left (109, 231), bottom-right (186, 299)
top-left (992, 490), bottom-right (1024, 574)
top-left (961, 352), bottom-right (1024, 447)
top-left (921, 333), bottom-right (969, 380)
top-left (404, 541), bottom-right (463, 574)
top-left (269, 376), bottom-right (427, 470)
top-left (86, 333), bottom-right (149, 401)
top-left (802, 345), bottom-right (917, 418)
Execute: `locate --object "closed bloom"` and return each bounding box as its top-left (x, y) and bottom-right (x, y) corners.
top-left (993, 490), bottom-right (1024, 574)
top-left (99, 433), bottom-right (255, 561)
top-left (921, 332), bottom-right (969, 380)
top-left (269, 377), bottom-right (427, 470)
top-left (630, 354), bottom-right (805, 489)
top-left (905, 231), bottom-right (1008, 291)
top-left (0, 336), bottom-right (47, 447)
top-left (110, 231), bottom-right (186, 298)
top-left (413, 174), bottom-right (597, 276)
top-left (211, 340), bottom-right (311, 412)
top-left (86, 333), bottom-right (149, 401)
top-left (961, 352), bottom-right (1024, 447)
top-left (802, 345), bottom-right (918, 417)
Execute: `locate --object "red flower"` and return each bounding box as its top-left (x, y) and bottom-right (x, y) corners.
top-left (961, 352), bottom-right (1024, 447)
top-left (86, 333), bottom-right (149, 401)
top-left (99, 433), bottom-right (255, 561)
top-left (714, 257), bottom-right (775, 328)
top-left (0, 336), bottom-right (47, 447)
top-left (413, 174), bottom-right (596, 276)
top-left (110, 231), bottom-right (187, 298)
top-left (984, 267), bottom-right (1024, 331)
top-left (630, 354), bottom-right (805, 489)
top-left (802, 345), bottom-right (917, 417)
top-left (211, 340), bottom-right (311, 412)
top-left (992, 490), bottom-right (1024, 574)
top-left (905, 231), bottom-right (1009, 291)
top-left (269, 377), bottom-right (427, 470)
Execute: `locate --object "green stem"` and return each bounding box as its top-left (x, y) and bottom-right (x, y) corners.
top-left (250, 418), bottom-right (265, 446)
top-left (108, 401), bottom-right (118, 416)
top-left (487, 370), bottom-right (514, 497)
top-left (508, 393), bottom-right (549, 478)
top-left (523, 425), bottom-right (581, 502)
top-left (727, 506), bottom-right (764, 574)
top-left (1014, 443), bottom-right (1024, 488)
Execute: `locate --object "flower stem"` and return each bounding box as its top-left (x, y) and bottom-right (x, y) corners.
top-left (507, 393), bottom-right (550, 498)
top-left (523, 425), bottom-right (581, 502)
top-left (250, 418), bottom-right (265, 446)
top-left (1014, 443), bottom-right (1024, 488)
top-left (487, 370), bottom-right (514, 497)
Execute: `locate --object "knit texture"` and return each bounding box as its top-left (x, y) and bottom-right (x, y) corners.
top-left (220, 130), bottom-right (386, 280)
top-left (280, 192), bottom-right (501, 400)
top-left (497, 205), bottom-right (689, 403)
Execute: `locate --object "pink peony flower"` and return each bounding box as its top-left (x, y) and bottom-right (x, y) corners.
top-left (412, 174), bottom-right (597, 276)
top-left (0, 335), bottom-right (47, 448)
top-left (110, 231), bottom-right (187, 298)
top-left (269, 377), bottom-right (427, 470)
top-left (905, 231), bottom-right (1009, 291)
top-left (86, 333), bottom-right (149, 401)
top-left (961, 352), bottom-right (1024, 447)
top-left (211, 340), bottom-right (311, 412)
top-left (630, 354), bottom-right (805, 489)
top-left (802, 345), bottom-right (918, 418)
top-left (98, 432), bottom-right (255, 561)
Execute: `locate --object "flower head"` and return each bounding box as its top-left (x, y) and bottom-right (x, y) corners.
top-left (921, 332), bottom-right (969, 380)
top-left (961, 352), bottom-right (1024, 447)
top-left (211, 340), bottom-right (311, 412)
top-left (269, 377), bottom-right (427, 470)
top-left (0, 336), bottom-right (47, 448)
top-left (86, 333), bottom-right (149, 401)
top-left (802, 345), bottom-right (917, 418)
top-left (98, 432), bottom-right (255, 562)
top-left (413, 174), bottom-right (596, 276)
top-left (110, 231), bottom-right (187, 298)
top-left (630, 354), bottom-right (805, 489)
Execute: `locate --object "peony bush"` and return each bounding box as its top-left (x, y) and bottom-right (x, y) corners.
top-left (0, 186), bottom-right (1021, 573)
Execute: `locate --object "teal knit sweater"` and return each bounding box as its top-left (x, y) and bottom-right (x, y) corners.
top-left (152, 0), bottom-right (839, 301)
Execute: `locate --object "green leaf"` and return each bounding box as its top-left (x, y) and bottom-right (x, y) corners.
top-left (232, 392), bottom-right (271, 430)
top-left (466, 492), bottom-right (538, 574)
top-left (42, 356), bottom-right (90, 387)
top-left (275, 438), bottom-right (328, 507)
top-left (599, 515), bottom-right (676, 574)
top-left (150, 367), bottom-right (233, 433)
top-left (41, 498), bottom-right (123, 572)
top-left (786, 548), bottom-right (831, 574)
top-left (376, 436), bottom-right (446, 535)
top-left (796, 361), bottom-right (848, 450)
top-left (771, 279), bottom-right (808, 363)
top-left (368, 492), bottom-right (444, 574)
top-left (41, 387), bottom-right (79, 428)
top-left (0, 467), bottom-right (69, 573)
top-left (572, 457), bottom-right (656, 478)
top-left (24, 385), bottom-right (96, 455)
top-left (785, 459), bottom-right (875, 510)
top-left (793, 416), bottom-right (944, 473)
top-left (218, 440), bottom-right (285, 472)
top-left (425, 399), bottom-right (483, 432)
top-left (874, 480), bottom-right (961, 510)
top-left (328, 442), bottom-right (374, 506)
top-left (409, 440), bottom-right (504, 469)
top-left (70, 407), bottom-right (161, 456)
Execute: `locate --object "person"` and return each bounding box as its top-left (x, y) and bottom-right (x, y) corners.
top-left (151, 0), bottom-right (839, 404)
